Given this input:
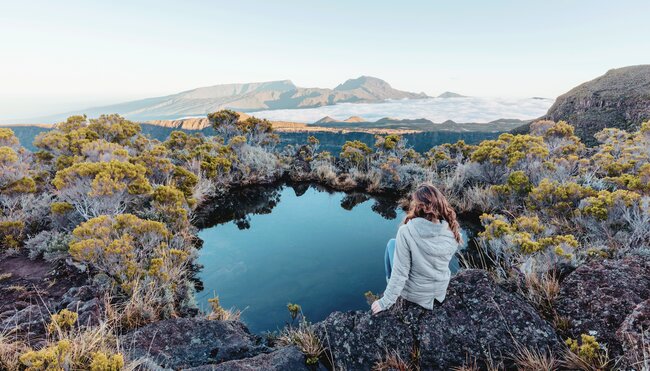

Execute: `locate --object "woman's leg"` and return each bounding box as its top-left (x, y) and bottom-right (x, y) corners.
top-left (384, 238), bottom-right (396, 281)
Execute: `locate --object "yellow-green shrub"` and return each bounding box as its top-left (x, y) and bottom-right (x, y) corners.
top-left (580, 189), bottom-right (642, 220)
top-left (528, 179), bottom-right (596, 215)
top-left (340, 140), bottom-right (372, 168)
top-left (68, 214), bottom-right (187, 297)
top-left (53, 160), bottom-right (152, 197)
top-left (0, 128), bottom-right (20, 147)
top-left (479, 214), bottom-right (578, 255)
top-left (0, 220), bottom-right (25, 250)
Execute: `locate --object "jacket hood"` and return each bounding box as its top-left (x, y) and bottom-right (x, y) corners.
top-left (405, 217), bottom-right (454, 240)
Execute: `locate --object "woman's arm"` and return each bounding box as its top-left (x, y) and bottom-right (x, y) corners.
top-left (374, 227), bottom-right (411, 313)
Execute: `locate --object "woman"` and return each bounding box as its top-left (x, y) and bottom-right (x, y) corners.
top-left (372, 183), bottom-right (462, 314)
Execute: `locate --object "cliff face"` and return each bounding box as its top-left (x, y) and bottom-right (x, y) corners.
top-left (545, 65), bottom-right (650, 144)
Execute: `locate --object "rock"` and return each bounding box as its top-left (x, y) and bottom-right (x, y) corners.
top-left (121, 318), bottom-right (267, 369)
top-left (543, 65), bottom-right (650, 145)
top-left (183, 346), bottom-right (319, 371)
top-left (555, 258), bottom-right (650, 357)
top-left (617, 299), bottom-right (650, 369)
top-left (317, 270), bottom-right (560, 370)
top-left (0, 304), bottom-right (50, 341)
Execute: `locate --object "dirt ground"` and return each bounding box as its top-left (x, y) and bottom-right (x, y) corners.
top-left (0, 253), bottom-right (87, 315)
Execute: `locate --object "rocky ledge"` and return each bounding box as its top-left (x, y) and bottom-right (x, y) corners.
top-left (317, 269), bottom-right (561, 370)
top-left (555, 258), bottom-right (650, 364)
top-left (3, 254), bottom-right (649, 370)
top-left (120, 270), bottom-right (562, 370)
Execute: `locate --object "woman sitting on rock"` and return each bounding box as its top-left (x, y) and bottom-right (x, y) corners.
top-left (372, 183), bottom-right (462, 314)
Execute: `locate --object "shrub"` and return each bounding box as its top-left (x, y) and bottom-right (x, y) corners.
top-left (562, 334), bottom-right (611, 370)
top-left (53, 160), bottom-right (152, 219)
top-left (208, 110), bottom-right (277, 146)
top-left (69, 214), bottom-right (193, 316)
top-left (151, 185), bottom-right (190, 230)
top-left (0, 220), bottom-right (25, 251)
top-left (479, 214), bottom-right (579, 258)
top-left (579, 189), bottom-right (641, 220)
top-left (340, 140), bottom-right (372, 170)
top-left (528, 179), bottom-right (596, 217)
top-left (25, 230), bottom-right (72, 261)
top-left (0, 128), bottom-right (20, 148)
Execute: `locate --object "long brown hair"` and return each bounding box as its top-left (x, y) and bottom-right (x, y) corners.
top-left (404, 183), bottom-right (462, 244)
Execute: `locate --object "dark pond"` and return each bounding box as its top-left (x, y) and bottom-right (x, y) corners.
top-left (195, 183), bottom-right (473, 333)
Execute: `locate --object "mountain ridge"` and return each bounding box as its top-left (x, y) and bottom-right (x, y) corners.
top-left (542, 65), bottom-right (650, 144)
top-left (23, 76), bottom-right (429, 123)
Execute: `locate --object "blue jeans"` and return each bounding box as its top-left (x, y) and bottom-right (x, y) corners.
top-left (384, 238), bottom-right (396, 281)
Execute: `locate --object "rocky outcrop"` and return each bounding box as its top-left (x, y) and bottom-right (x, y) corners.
top-left (316, 270), bottom-right (561, 370)
top-left (544, 65), bottom-right (650, 144)
top-left (183, 346), bottom-right (321, 371)
top-left (617, 299), bottom-right (650, 369)
top-left (555, 258), bottom-right (650, 358)
top-left (121, 318), bottom-right (268, 369)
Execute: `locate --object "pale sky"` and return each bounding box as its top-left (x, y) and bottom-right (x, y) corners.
top-left (1, 0), bottom-right (649, 119)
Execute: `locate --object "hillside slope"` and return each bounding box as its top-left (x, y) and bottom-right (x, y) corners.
top-left (544, 65), bottom-right (650, 144)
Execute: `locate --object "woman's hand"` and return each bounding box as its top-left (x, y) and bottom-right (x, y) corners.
top-left (371, 300), bottom-right (384, 315)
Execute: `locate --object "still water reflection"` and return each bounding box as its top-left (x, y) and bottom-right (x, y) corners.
top-left (196, 183), bottom-right (469, 333)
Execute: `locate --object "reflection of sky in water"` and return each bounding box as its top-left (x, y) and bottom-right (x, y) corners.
top-left (197, 185), bottom-right (469, 333)
top-left (248, 97), bottom-right (554, 123)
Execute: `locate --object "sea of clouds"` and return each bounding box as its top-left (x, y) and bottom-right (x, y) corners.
top-left (250, 97), bottom-right (554, 123)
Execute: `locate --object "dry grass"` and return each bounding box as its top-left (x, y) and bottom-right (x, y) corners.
top-left (103, 283), bottom-right (169, 331)
top-left (206, 295), bottom-right (242, 321)
top-left (0, 333), bottom-right (29, 371)
top-left (451, 361), bottom-right (479, 371)
top-left (373, 350), bottom-right (412, 371)
top-left (521, 271), bottom-right (560, 319)
top-left (512, 346), bottom-right (560, 371)
top-left (3, 307), bottom-right (131, 370)
top-left (5, 284), bottom-right (27, 293)
top-left (278, 320), bottom-right (325, 365)
top-left (561, 347), bottom-right (612, 371)
top-left (0, 272), bottom-right (12, 281)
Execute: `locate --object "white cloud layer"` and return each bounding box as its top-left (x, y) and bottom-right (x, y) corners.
top-left (250, 97), bottom-right (554, 123)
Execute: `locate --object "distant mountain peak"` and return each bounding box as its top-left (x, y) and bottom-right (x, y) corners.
top-left (343, 116), bottom-right (366, 123)
top-left (315, 116), bottom-right (337, 124)
top-left (334, 76), bottom-right (391, 91)
top-left (437, 91), bottom-right (466, 98)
